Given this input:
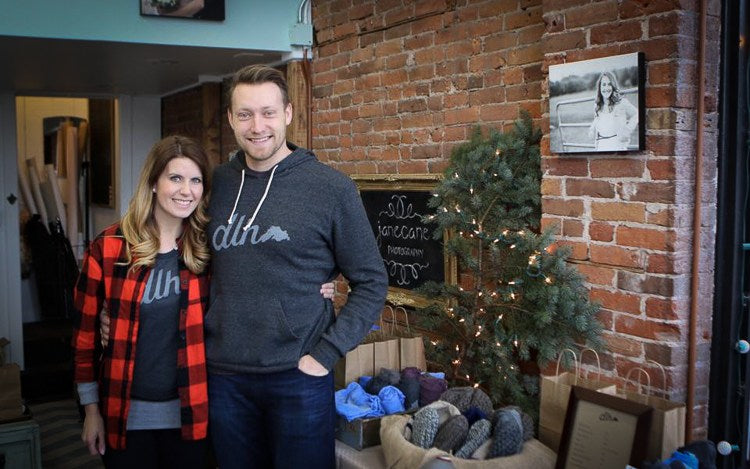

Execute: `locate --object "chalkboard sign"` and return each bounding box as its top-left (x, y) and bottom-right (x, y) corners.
top-left (352, 174), bottom-right (456, 306)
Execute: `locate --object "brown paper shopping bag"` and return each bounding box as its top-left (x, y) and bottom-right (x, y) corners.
top-left (372, 316), bottom-right (400, 372)
top-left (619, 363), bottom-right (686, 461)
top-left (538, 348), bottom-right (617, 452)
top-left (334, 341), bottom-right (375, 389)
top-left (393, 306), bottom-right (427, 371)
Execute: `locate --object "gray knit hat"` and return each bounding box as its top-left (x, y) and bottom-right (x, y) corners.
top-left (432, 415), bottom-right (469, 453)
top-left (499, 405), bottom-right (534, 441)
top-left (455, 418), bottom-right (492, 459)
top-left (411, 407), bottom-right (440, 448)
top-left (410, 401), bottom-right (462, 449)
top-left (440, 387), bottom-right (493, 416)
top-left (488, 408), bottom-right (523, 458)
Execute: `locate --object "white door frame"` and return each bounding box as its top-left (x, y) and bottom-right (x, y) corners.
top-left (0, 93), bottom-right (23, 368)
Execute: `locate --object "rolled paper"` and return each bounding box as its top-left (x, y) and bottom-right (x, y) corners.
top-left (65, 125), bottom-right (79, 244)
top-left (44, 164), bottom-right (67, 230)
top-left (26, 158), bottom-right (49, 228)
top-left (39, 178), bottom-right (60, 227)
top-left (17, 162), bottom-right (37, 214)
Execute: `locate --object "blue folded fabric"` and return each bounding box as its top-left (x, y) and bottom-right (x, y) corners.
top-left (379, 385), bottom-right (406, 415)
top-left (335, 382), bottom-right (384, 422)
top-left (664, 450), bottom-right (699, 469)
top-left (425, 371), bottom-right (445, 379)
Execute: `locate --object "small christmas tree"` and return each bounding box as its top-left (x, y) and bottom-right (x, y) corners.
top-left (417, 113), bottom-right (603, 413)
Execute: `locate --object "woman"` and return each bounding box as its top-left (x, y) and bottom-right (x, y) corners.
top-left (72, 135), bottom-right (337, 467)
top-left (588, 71), bottom-right (638, 151)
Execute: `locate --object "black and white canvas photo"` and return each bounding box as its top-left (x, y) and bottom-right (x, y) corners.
top-left (140, 0), bottom-right (225, 21)
top-left (549, 52), bottom-right (644, 154)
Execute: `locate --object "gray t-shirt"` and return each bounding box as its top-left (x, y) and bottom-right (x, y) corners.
top-left (130, 249), bottom-right (180, 401)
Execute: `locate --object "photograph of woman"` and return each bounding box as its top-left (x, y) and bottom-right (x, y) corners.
top-left (548, 52), bottom-right (643, 153)
top-left (588, 71), bottom-right (639, 151)
top-left (72, 135), bottom-right (337, 467)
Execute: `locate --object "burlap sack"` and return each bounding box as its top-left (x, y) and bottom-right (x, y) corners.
top-left (379, 415), bottom-right (555, 469)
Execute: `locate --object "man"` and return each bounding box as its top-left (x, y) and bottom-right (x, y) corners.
top-left (205, 64), bottom-right (388, 468)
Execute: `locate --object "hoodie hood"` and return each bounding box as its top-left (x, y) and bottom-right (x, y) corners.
top-left (225, 143), bottom-right (317, 231)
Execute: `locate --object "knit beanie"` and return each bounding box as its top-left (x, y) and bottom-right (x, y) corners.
top-left (378, 367), bottom-right (401, 385)
top-left (410, 401), bottom-right (462, 448)
top-left (488, 408), bottom-right (524, 458)
top-left (410, 406), bottom-right (440, 448)
top-left (499, 405), bottom-right (534, 441)
top-left (455, 418), bottom-right (492, 459)
top-left (397, 376), bottom-right (421, 410)
top-left (440, 387), bottom-right (493, 416)
top-left (364, 375), bottom-right (390, 395)
top-left (432, 414), bottom-right (469, 453)
top-left (419, 375), bottom-right (448, 407)
top-left (366, 368), bottom-right (401, 395)
top-left (401, 367), bottom-right (422, 380)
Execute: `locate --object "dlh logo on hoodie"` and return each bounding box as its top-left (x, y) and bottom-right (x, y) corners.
top-left (212, 214), bottom-right (290, 251)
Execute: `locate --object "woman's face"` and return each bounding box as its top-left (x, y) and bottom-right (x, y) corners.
top-left (152, 156), bottom-right (204, 226)
top-left (599, 75), bottom-right (613, 100)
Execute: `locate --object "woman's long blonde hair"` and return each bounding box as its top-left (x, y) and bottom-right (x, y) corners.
top-left (120, 135), bottom-right (212, 274)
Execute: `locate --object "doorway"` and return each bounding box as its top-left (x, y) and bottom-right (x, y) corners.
top-left (15, 96), bottom-right (118, 402)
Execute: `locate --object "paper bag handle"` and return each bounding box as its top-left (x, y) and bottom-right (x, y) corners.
top-left (394, 306), bottom-right (412, 334)
top-left (624, 366), bottom-right (651, 395)
top-left (579, 347), bottom-right (603, 384)
top-left (555, 348), bottom-right (579, 383)
top-left (647, 359), bottom-right (667, 394)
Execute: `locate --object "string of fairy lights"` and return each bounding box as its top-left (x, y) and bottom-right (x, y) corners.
top-left (424, 148), bottom-right (558, 388)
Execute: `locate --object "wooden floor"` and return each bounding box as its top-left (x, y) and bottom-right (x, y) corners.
top-left (29, 399), bottom-right (103, 469)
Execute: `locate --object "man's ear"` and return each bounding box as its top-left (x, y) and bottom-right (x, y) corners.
top-left (227, 108), bottom-right (235, 129)
top-left (285, 103), bottom-right (293, 126)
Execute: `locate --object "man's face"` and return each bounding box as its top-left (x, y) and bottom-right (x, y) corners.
top-left (228, 82), bottom-right (292, 171)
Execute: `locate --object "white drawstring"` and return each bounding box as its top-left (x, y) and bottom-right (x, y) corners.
top-left (242, 165), bottom-right (278, 231)
top-left (227, 169), bottom-right (245, 224)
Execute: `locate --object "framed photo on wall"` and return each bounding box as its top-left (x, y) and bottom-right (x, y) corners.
top-left (549, 52), bottom-right (645, 154)
top-left (140, 0), bottom-right (225, 21)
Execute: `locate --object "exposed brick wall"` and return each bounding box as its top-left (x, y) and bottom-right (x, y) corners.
top-left (312, 0), bottom-right (720, 439)
top-left (311, 0), bottom-right (544, 175)
top-left (540, 0), bottom-right (720, 439)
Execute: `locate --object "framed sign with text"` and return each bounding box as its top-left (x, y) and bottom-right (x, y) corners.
top-left (556, 385), bottom-right (653, 469)
top-left (351, 174), bottom-right (456, 307)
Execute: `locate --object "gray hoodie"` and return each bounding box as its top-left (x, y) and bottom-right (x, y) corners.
top-left (205, 144), bottom-right (388, 374)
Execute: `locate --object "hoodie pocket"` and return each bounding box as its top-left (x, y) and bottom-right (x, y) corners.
top-left (204, 293), bottom-right (304, 369)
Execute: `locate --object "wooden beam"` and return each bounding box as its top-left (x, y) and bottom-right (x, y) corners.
top-left (286, 60), bottom-right (310, 149)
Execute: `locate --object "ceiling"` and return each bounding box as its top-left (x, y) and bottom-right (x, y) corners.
top-left (0, 35), bottom-right (281, 97)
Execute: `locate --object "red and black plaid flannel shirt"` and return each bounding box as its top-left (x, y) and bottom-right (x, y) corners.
top-left (72, 223), bottom-right (209, 449)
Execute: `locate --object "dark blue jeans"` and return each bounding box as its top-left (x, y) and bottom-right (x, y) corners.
top-left (208, 368), bottom-right (335, 469)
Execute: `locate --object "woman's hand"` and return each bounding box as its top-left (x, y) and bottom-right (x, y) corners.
top-left (81, 404), bottom-right (106, 455)
top-left (320, 282), bottom-right (335, 299)
top-left (99, 308), bottom-right (111, 348)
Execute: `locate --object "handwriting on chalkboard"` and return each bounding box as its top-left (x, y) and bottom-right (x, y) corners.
top-left (376, 195), bottom-right (430, 286)
top-left (359, 189), bottom-right (444, 291)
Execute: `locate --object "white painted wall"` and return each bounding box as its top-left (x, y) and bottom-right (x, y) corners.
top-left (117, 96), bottom-right (161, 213)
top-left (0, 94), bottom-right (24, 367)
